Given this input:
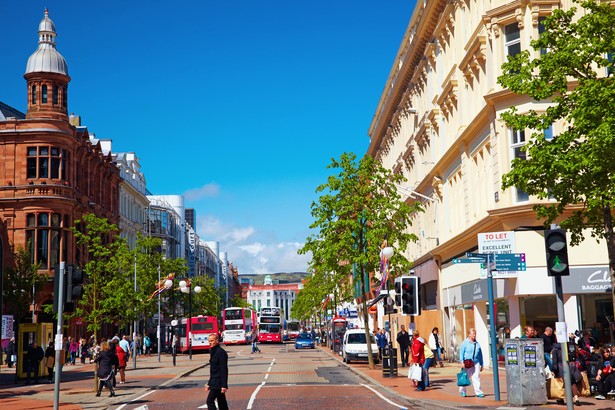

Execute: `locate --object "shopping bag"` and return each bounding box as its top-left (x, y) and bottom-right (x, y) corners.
top-left (456, 368), bottom-right (471, 386)
top-left (409, 363), bottom-right (422, 381)
top-left (547, 377), bottom-right (565, 400)
top-left (545, 365), bottom-right (552, 379)
top-left (10, 354), bottom-right (17, 363)
top-left (580, 371), bottom-right (591, 397)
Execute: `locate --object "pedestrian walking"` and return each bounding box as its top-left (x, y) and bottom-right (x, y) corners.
top-left (113, 336), bottom-right (127, 384)
top-left (94, 341), bottom-right (118, 397)
top-left (396, 325), bottom-right (411, 367)
top-left (5, 337), bottom-right (16, 368)
top-left (410, 330), bottom-right (426, 391)
top-left (205, 333), bottom-right (229, 410)
top-left (428, 327), bottom-right (444, 367)
top-left (423, 343), bottom-right (434, 388)
top-left (376, 329), bottom-right (387, 361)
top-left (459, 328), bottom-right (484, 398)
top-left (69, 338), bottom-right (78, 365)
top-left (144, 334), bottom-right (152, 355)
top-left (44, 341), bottom-right (55, 382)
top-left (250, 331), bottom-right (260, 354)
top-left (25, 341), bottom-right (44, 384)
top-left (540, 326), bottom-right (556, 370)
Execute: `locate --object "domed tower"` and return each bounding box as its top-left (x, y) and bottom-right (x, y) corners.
top-left (24, 9), bottom-right (70, 121)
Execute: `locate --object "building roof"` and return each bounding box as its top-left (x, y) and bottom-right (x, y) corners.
top-left (25, 10), bottom-right (69, 76)
top-left (0, 101), bottom-right (26, 120)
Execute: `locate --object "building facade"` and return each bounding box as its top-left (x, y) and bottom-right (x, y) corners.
top-left (368, 0), bottom-right (613, 365)
top-left (247, 275), bottom-right (301, 322)
top-left (0, 10), bottom-right (121, 323)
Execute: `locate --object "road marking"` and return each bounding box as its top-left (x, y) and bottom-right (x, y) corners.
top-left (115, 390), bottom-right (154, 410)
top-left (246, 358), bottom-right (275, 409)
top-left (247, 381), bottom-right (265, 409)
top-left (361, 384), bottom-right (408, 410)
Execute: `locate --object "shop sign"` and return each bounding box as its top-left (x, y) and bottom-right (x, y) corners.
top-left (461, 279), bottom-right (487, 302)
top-left (478, 231), bottom-right (518, 278)
top-left (562, 266), bottom-right (612, 293)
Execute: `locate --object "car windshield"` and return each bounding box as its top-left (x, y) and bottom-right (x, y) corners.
top-left (298, 333), bottom-right (312, 339)
top-left (347, 333), bottom-right (375, 344)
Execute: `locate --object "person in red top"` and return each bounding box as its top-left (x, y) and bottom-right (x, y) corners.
top-left (113, 336), bottom-right (128, 384)
top-left (411, 330), bottom-right (426, 391)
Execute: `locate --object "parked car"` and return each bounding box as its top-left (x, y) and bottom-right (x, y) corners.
top-left (294, 332), bottom-right (315, 349)
top-left (342, 329), bottom-right (379, 364)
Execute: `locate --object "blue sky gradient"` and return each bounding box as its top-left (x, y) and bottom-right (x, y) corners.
top-left (1, 1), bottom-right (413, 274)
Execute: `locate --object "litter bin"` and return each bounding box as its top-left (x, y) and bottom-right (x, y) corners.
top-left (505, 338), bottom-right (547, 406)
top-left (382, 348), bottom-right (398, 378)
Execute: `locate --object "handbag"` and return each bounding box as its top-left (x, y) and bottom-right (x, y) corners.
top-left (457, 368), bottom-right (471, 386)
top-left (409, 363), bottom-right (422, 381)
top-left (44, 355), bottom-right (55, 368)
top-left (463, 342), bottom-right (476, 368)
top-left (10, 354), bottom-right (17, 363)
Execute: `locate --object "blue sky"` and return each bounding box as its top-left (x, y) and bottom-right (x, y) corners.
top-left (1, 1), bottom-right (413, 275)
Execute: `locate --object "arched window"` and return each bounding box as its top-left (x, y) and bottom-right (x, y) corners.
top-left (31, 85), bottom-right (37, 104)
top-left (42, 85), bottom-right (48, 103)
top-left (53, 85), bottom-right (58, 104)
top-left (63, 86), bottom-right (67, 107)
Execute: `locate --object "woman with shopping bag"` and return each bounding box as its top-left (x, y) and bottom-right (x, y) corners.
top-left (459, 328), bottom-right (484, 398)
top-left (410, 330), bottom-right (426, 391)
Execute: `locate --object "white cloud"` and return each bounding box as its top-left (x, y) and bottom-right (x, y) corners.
top-left (196, 215), bottom-right (310, 274)
top-left (183, 183), bottom-right (220, 201)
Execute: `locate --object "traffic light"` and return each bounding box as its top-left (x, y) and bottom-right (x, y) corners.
top-left (394, 277), bottom-right (402, 307)
top-left (64, 265), bottom-right (85, 312)
top-left (400, 276), bottom-right (420, 316)
top-left (544, 229), bottom-right (570, 276)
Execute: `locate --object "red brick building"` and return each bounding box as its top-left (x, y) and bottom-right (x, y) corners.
top-left (0, 10), bottom-right (120, 324)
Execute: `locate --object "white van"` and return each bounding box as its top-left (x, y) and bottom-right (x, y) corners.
top-left (342, 329), bottom-right (379, 364)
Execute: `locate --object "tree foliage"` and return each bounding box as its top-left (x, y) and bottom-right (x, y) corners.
top-left (497, 0), bottom-right (615, 301)
top-left (298, 152), bottom-right (422, 368)
top-left (2, 242), bottom-right (45, 323)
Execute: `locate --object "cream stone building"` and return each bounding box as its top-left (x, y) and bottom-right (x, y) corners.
top-left (368, 0), bottom-right (613, 365)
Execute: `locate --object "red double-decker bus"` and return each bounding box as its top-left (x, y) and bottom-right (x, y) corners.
top-left (222, 307), bottom-right (257, 345)
top-left (258, 307), bottom-right (283, 343)
top-left (177, 315), bottom-right (219, 353)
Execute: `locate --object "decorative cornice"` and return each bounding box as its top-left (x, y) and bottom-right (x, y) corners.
top-left (459, 25), bottom-right (487, 83)
top-left (482, 0), bottom-right (528, 38)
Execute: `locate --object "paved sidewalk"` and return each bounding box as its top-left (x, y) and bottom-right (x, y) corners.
top-left (318, 345), bottom-right (615, 410)
top-left (0, 353), bottom-right (206, 409)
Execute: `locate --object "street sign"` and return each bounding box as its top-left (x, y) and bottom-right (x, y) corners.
top-left (466, 252), bottom-right (488, 259)
top-left (494, 253), bottom-right (527, 271)
top-left (453, 257), bottom-right (487, 264)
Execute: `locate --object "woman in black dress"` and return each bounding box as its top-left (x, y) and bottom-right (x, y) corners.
top-left (94, 341), bottom-right (118, 397)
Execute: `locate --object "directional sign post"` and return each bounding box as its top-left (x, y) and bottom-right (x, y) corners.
top-left (493, 253), bottom-right (526, 271)
top-left (453, 252), bottom-right (500, 401)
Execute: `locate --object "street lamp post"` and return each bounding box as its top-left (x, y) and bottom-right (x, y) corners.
top-left (381, 245), bottom-right (395, 377)
top-left (179, 279), bottom-right (202, 360)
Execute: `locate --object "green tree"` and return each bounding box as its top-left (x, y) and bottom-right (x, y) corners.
top-left (299, 152), bottom-right (421, 368)
top-left (2, 242), bottom-right (45, 324)
top-left (72, 213), bottom-right (129, 339)
top-left (497, 0), bottom-right (615, 312)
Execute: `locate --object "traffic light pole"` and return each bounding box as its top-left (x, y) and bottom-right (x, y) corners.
top-left (53, 262), bottom-right (66, 410)
top-left (486, 254), bottom-right (501, 401)
top-left (554, 270), bottom-right (574, 409)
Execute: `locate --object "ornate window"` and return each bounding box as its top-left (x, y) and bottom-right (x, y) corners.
top-left (510, 129), bottom-right (529, 202)
top-left (26, 212), bottom-right (66, 270)
top-left (53, 85), bottom-right (58, 104)
top-left (31, 85), bottom-right (37, 104)
top-left (27, 146), bottom-right (68, 179)
top-left (42, 85), bottom-right (48, 104)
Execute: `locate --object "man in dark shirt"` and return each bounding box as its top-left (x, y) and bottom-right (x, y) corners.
top-left (205, 334), bottom-right (229, 410)
top-left (540, 326), bottom-right (556, 369)
top-left (396, 325), bottom-right (411, 367)
top-left (25, 341), bottom-right (45, 384)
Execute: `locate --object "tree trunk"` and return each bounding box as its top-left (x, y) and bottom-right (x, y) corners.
top-left (360, 267), bottom-right (374, 369)
top-left (602, 205), bottom-right (615, 345)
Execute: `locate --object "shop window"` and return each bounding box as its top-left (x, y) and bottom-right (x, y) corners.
top-left (42, 85), bottom-right (48, 103)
